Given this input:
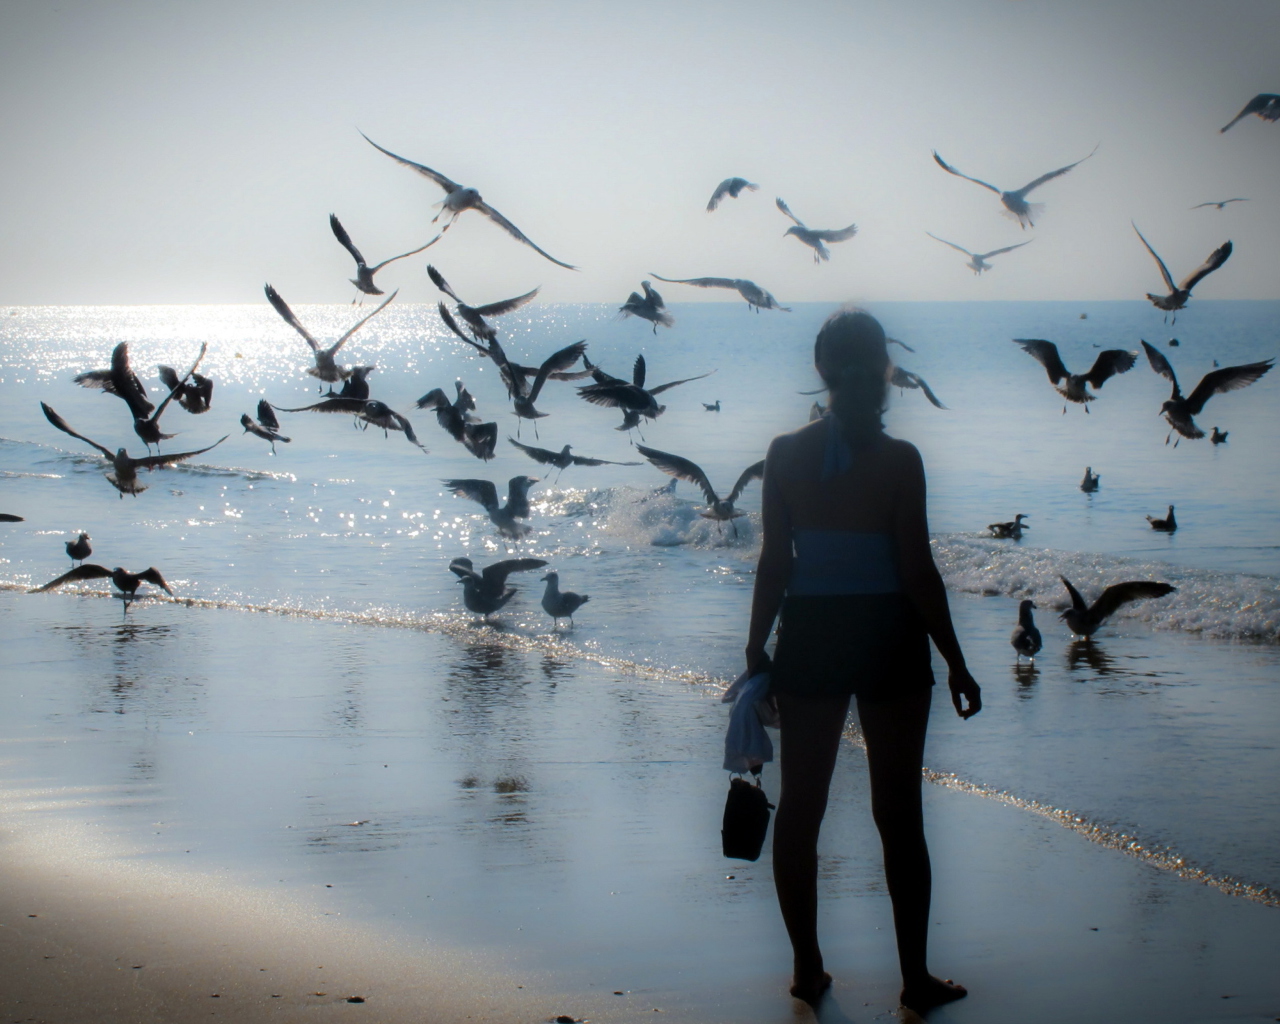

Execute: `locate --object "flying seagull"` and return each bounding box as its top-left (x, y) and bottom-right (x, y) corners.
top-left (41, 402), bottom-right (226, 498)
top-left (360, 132), bottom-right (577, 270)
top-left (650, 274), bottom-right (789, 312)
top-left (1140, 341), bottom-right (1272, 444)
top-left (427, 264), bottom-right (539, 343)
top-left (890, 366), bottom-right (947, 409)
top-left (65, 532), bottom-right (92, 565)
top-left (73, 341), bottom-right (154, 417)
top-left (508, 437), bottom-right (641, 480)
top-left (1220, 94), bottom-right (1280, 133)
top-left (932, 145), bottom-right (1098, 228)
top-left (1013, 339), bottom-right (1137, 412)
top-left (325, 365), bottom-right (375, 401)
top-left (31, 564), bottom-right (174, 599)
top-left (157, 361), bottom-right (213, 414)
top-left (264, 284), bottom-right (396, 383)
top-left (127, 342), bottom-right (209, 451)
top-left (926, 232), bottom-right (1031, 274)
top-left (619, 281), bottom-right (673, 333)
top-left (448, 556), bottom-right (549, 620)
top-left (1010, 600), bottom-right (1042, 662)
top-left (1059, 576), bottom-right (1175, 638)
top-left (240, 400), bottom-right (291, 453)
top-left (775, 197), bottom-right (858, 262)
top-left (434, 304), bottom-right (593, 394)
top-left (495, 339), bottom-right (589, 437)
top-left (577, 354), bottom-right (712, 435)
top-left (1132, 224), bottom-right (1232, 320)
top-left (540, 571), bottom-right (589, 627)
top-left (416, 383), bottom-right (498, 460)
top-left (988, 514), bottom-right (1029, 539)
top-left (274, 397), bottom-right (428, 450)
top-left (707, 177), bottom-right (759, 211)
top-left (1146, 505), bottom-right (1177, 532)
top-left (1191, 198), bottom-right (1249, 211)
top-left (634, 445), bottom-right (764, 535)
top-left (442, 476), bottom-right (540, 538)
top-left (330, 213), bottom-right (439, 302)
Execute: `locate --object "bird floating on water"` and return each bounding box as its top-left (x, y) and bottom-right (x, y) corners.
top-left (264, 284), bottom-right (396, 384)
top-left (361, 133), bottom-right (577, 270)
top-left (240, 400), bottom-right (291, 454)
top-left (508, 437), bottom-right (640, 480)
top-left (775, 198), bottom-right (858, 262)
top-left (988, 514), bottom-right (1029, 539)
top-left (1059, 576), bottom-right (1175, 638)
top-left (1010, 600), bottom-right (1042, 662)
top-left (1140, 341), bottom-right (1273, 444)
top-left (1192, 198), bottom-right (1248, 211)
top-left (1147, 505), bottom-right (1177, 532)
top-left (540, 571), bottom-right (589, 627)
top-left (650, 274), bottom-right (789, 313)
top-left (932, 145), bottom-right (1097, 228)
top-left (619, 281), bottom-right (673, 333)
top-left (448, 556), bottom-right (549, 620)
top-left (31, 564), bottom-right (173, 600)
top-left (427, 265), bottom-right (539, 344)
top-left (926, 232), bottom-right (1031, 274)
top-left (417, 383), bottom-right (497, 460)
top-left (65, 532), bottom-right (92, 565)
top-left (1080, 467), bottom-right (1100, 493)
top-left (1210, 426), bottom-right (1228, 445)
top-left (330, 214), bottom-right (438, 302)
top-left (1132, 224), bottom-right (1231, 322)
top-left (442, 476), bottom-right (540, 538)
top-left (707, 177), bottom-right (759, 211)
top-left (1220, 94), bottom-right (1280, 133)
top-left (703, 400), bottom-right (720, 412)
top-left (1013, 339), bottom-right (1136, 413)
top-left (577, 355), bottom-right (712, 437)
top-left (634, 445), bottom-right (764, 536)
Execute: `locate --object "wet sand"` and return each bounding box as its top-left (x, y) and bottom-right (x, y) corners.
top-left (1, 590), bottom-right (1278, 1022)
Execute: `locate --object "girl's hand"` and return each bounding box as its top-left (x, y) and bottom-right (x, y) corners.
top-left (948, 666), bottom-right (982, 719)
top-left (745, 645), bottom-right (770, 677)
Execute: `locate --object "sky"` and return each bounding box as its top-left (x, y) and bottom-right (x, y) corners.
top-left (0, 0), bottom-right (1276, 305)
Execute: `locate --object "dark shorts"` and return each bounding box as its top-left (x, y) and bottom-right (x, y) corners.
top-left (770, 593), bottom-right (935, 702)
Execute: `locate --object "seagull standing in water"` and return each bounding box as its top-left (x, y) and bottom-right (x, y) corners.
top-left (707, 178), bottom-right (759, 211)
top-left (774, 198), bottom-right (858, 262)
top-left (1080, 467), bottom-right (1100, 493)
top-left (1140, 341), bottom-right (1273, 444)
top-left (442, 476), bottom-right (540, 538)
top-left (360, 133), bottom-right (577, 270)
top-left (65, 532), bottom-right (92, 565)
top-left (240, 400), bottom-right (291, 453)
top-left (264, 284), bottom-right (396, 385)
top-left (1220, 94), bottom-right (1280, 132)
top-left (619, 281), bottom-right (673, 333)
top-left (932, 146), bottom-right (1097, 228)
top-left (988, 514), bottom-right (1029, 539)
top-left (330, 214), bottom-right (439, 303)
top-left (1059, 576), bottom-right (1175, 638)
top-left (634, 445), bottom-right (764, 536)
top-left (507, 438), bottom-right (640, 481)
top-left (1010, 600), bottom-right (1042, 662)
top-left (1132, 224), bottom-right (1232, 321)
top-left (540, 572), bottom-right (589, 628)
top-left (650, 274), bottom-right (790, 312)
top-left (448, 556), bottom-right (548, 620)
top-left (1147, 505), bottom-right (1177, 532)
top-left (1013, 339), bottom-right (1137, 413)
top-left (926, 232), bottom-right (1031, 274)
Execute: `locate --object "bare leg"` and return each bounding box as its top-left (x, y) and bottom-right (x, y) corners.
top-left (857, 689), bottom-right (965, 1013)
top-left (773, 692), bottom-right (849, 1003)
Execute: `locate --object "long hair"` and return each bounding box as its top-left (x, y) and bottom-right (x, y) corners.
top-left (813, 307), bottom-right (890, 447)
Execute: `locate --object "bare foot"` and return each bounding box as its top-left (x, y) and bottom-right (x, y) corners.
top-left (790, 971), bottom-right (832, 1006)
top-left (900, 975), bottom-right (966, 1014)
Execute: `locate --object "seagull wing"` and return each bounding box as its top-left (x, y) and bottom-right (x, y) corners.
top-left (326, 289), bottom-right (397, 357)
top-left (40, 402), bottom-right (115, 459)
top-left (1090, 581), bottom-right (1175, 621)
top-left (157, 365), bottom-right (182, 392)
top-left (894, 368), bottom-right (948, 409)
top-left (1083, 349), bottom-right (1138, 389)
top-left (384, 408), bottom-right (426, 449)
top-left (368, 234), bottom-right (442, 273)
top-left (932, 152), bottom-right (1001, 194)
top-left (274, 398), bottom-right (367, 414)
top-left (137, 567), bottom-right (173, 594)
top-left (507, 437), bottom-right (559, 465)
top-left (569, 453), bottom-right (642, 467)
top-left (427, 265), bottom-right (465, 304)
top-left (775, 197), bottom-right (805, 228)
top-left (707, 179), bottom-right (735, 211)
top-left (649, 274), bottom-right (737, 290)
top-left (1183, 360), bottom-right (1274, 415)
top-left (415, 388), bottom-right (449, 411)
top-left (812, 224), bottom-right (858, 242)
top-left (110, 342), bottom-right (155, 419)
top-left (635, 445), bottom-right (718, 505)
top-left (1059, 575), bottom-right (1088, 613)
top-left (481, 558), bottom-right (550, 589)
top-left (360, 132), bottom-right (464, 193)
top-left (473, 200), bottom-right (578, 270)
top-left (926, 232), bottom-right (974, 257)
top-left (151, 342), bottom-right (208, 422)
top-left (886, 337), bottom-right (917, 353)
top-left (1220, 94), bottom-right (1280, 133)
top-left (442, 478), bottom-right (499, 513)
top-left (1014, 339), bottom-right (1069, 384)
top-left (648, 370), bottom-right (714, 396)
top-left (527, 340), bottom-right (588, 403)
top-left (437, 303), bottom-right (490, 354)
top-left (577, 382), bottom-right (644, 410)
top-left (264, 284), bottom-right (321, 352)
top-left (641, 281), bottom-right (663, 306)
top-left (463, 422), bottom-right (498, 461)
top-left (329, 214), bottom-right (367, 267)
top-left (1013, 145), bottom-right (1098, 196)
top-left (632, 354), bottom-right (646, 388)
top-left (257, 399), bottom-right (281, 430)
top-left (133, 436), bottom-right (228, 470)
top-left (727, 460), bottom-right (766, 504)
top-left (1176, 240), bottom-right (1232, 293)
top-left (1141, 340), bottom-right (1181, 397)
top-left (471, 286), bottom-right (541, 318)
top-left (32, 563), bottom-right (113, 592)
top-left (977, 240), bottom-right (1033, 259)
top-left (1131, 224), bottom-right (1177, 293)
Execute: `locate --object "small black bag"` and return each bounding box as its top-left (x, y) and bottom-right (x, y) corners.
top-left (721, 768), bottom-right (774, 861)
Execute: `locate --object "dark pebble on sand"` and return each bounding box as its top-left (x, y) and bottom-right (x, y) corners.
top-left (555, 1016), bottom-right (577, 1023)
top-left (347, 996), bottom-right (366, 1003)
top-left (614, 991), bottom-right (624, 995)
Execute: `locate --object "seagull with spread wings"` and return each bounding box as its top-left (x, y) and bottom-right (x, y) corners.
top-left (73, 341), bottom-right (154, 417)
top-left (264, 284), bottom-right (395, 384)
top-left (1132, 224), bottom-right (1232, 321)
top-left (361, 132), bottom-right (577, 270)
top-left (442, 476), bottom-right (540, 538)
top-left (775, 198), bottom-right (858, 262)
top-left (1013, 339), bottom-right (1137, 413)
top-left (634, 445), bottom-right (764, 536)
top-left (157, 360), bottom-right (213, 415)
top-left (448, 556), bottom-right (549, 620)
top-left (274, 397), bottom-right (428, 451)
top-left (417, 382), bottom-right (497, 460)
top-left (31, 563), bottom-right (173, 600)
top-left (428, 265), bottom-right (539, 343)
top-left (707, 177), bottom-right (759, 211)
top-left (619, 281), bottom-right (673, 333)
top-left (127, 342), bottom-right (209, 451)
top-left (890, 366), bottom-right (948, 409)
top-left (1191, 198), bottom-right (1249, 211)
top-left (932, 146), bottom-right (1097, 229)
top-left (508, 437), bottom-right (640, 481)
top-left (926, 232), bottom-right (1031, 275)
top-left (577, 355), bottom-right (712, 436)
top-left (1059, 576), bottom-right (1175, 638)
top-left (241, 400), bottom-right (291, 454)
top-left (1140, 340), bottom-right (1273, 444)
top-left (330, 214), bottom-right (438, 303)
top-left (40, 402), bottom-right (226, 497)
top-left (649, 274), bottom-right (789, 312)
top-left (1220, 94), bottom-right (1280, 133)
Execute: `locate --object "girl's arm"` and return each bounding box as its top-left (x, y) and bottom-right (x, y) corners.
top-left (745, 438), bottom-right (792, 673)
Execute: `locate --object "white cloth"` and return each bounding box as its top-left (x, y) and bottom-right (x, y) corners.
top-left (722, 669), bottom-right (777, 773)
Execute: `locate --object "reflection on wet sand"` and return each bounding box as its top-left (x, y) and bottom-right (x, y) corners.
top-left (1013, 661), bottom-right (1040, 692)
top-left (1067, 639), bottom-right (1117, 677)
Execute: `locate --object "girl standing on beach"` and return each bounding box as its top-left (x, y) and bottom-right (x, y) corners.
top-left (745, 308), bottom-right (982, 1012)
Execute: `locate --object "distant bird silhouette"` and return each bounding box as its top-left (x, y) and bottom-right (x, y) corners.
top-left (128, 342), bottom-right (209, 451)
top-left (775, 197), bottom-right (858, 262)
top-left (448, 556), bottom-right (548, 619)
top-left (703, 400), bottom-right (721, 412)
top-left (361, 132), bottom-right (577, 270)
top-left (577, 354), bottom-right (712, 436)
top-left (1132, 224), bottom-right (1231, 321)
top-left (1147, 505), bottom-right (1177, 532)
top-left (508, 437), bottom-right (640, 480)
top-left (650, 274), bottom-right (789, 312)
top-left (707, 177), bottom-right (759, 211)
top-left (619, 281), bottom-right (673, 333)
top-left (1141, 341), bottom-right (1273, 444)
top-left (932, 145), bottom-right (1097, 228)
top-left (1059, 576), bottom-right (1175, 638)
top-left (240, 400), bottom-right (291, 453)
top-left (157, 361), bottom-right (213, 414)
top-left (73, 341), bottom-right (154, 417)
top-left (41, 402), bottom-right (226, 498)
top-left (1014, 339), bottom-right (1136, 412)
top-left (635, 445), bottom-right (764, 536)
top-left (31, 564), bottom-right (173, 599)
top-left (442, 476), bottom-right (540, 538)
top-left (890, 366), bottom-right (947, 408)
top-left (427, 264), bottom-right (539, 343)
top-left (65, 532), bottom-right (92, 565)
top-left (417, 383), bottom-right (497, 460)
top-left (330, 213), bottom-right (438, 302)
top-left (275, 397), bottom-right (427, 450)
top-left (1191, 198), bottom-right (1249, 211)
top-left (1220, 94), bottom-right (1280, 133)
top-left (1210, 426), bottom-right (1228, 445)
top-left (1010, 600), bottom-right (1042, 662)
top-left (1167, 338), bottom-right (1180, 348)
top-left (540, 571), bottom-right (589, 627)
top-left (988, 514), bottom-right (1029, 539)
top-left (926, 232), bottom-right (1031, 274)
top-left (264, 284), bottom-right (396, 384)
top-left (1080, 467), bottom-right (1100, 493)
